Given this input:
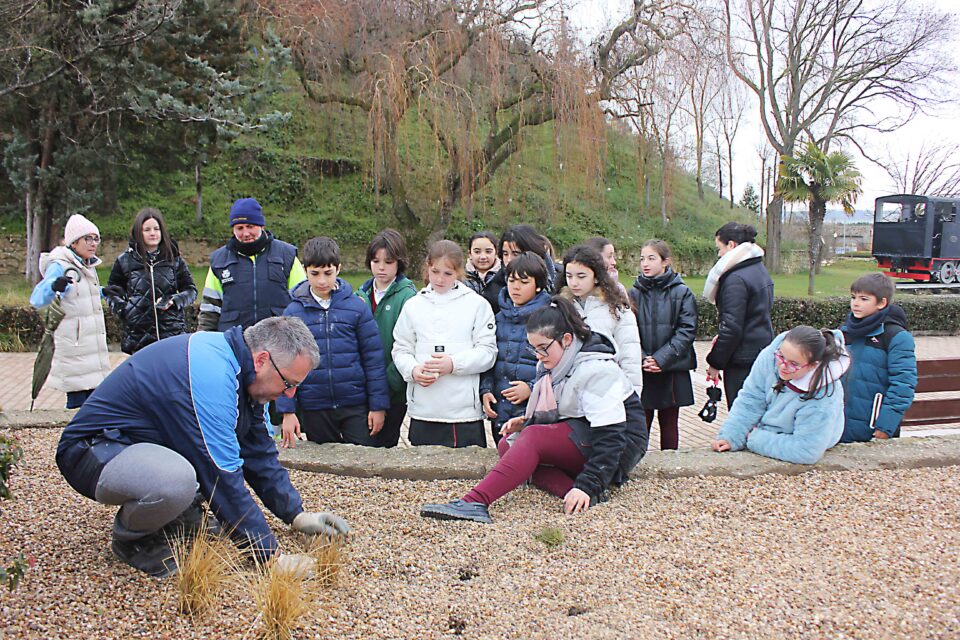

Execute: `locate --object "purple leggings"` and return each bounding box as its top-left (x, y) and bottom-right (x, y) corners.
top-left (462, 422), bottom-right (587, 506)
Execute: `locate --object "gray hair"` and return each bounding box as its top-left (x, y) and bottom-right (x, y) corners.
top-left (243, 316), bottom-right (320, 369)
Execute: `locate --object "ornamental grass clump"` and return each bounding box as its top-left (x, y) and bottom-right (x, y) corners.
top-left (170, 522), bottom-right (243, 618)
top-left (251, 558), bottom-right (311, 640)
top-left (303, 534), bottom-right (349, 588)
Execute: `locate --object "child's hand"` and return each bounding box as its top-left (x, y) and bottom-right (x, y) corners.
top-left (711, 439), bottom-right (731, 452)
top-left (502, 381), bottom-right (531, 405)
top-left (499, 416), bottom-right (524, 436)
top-left (422, 353), bottom-right (454, 376)
top-left (562, 488), bottom-right (591, 514)
top-left (482, 393), bottom-right (498, 418)
top-left (368, 410), bottom-right (385, 435)
top-left (873, 430), bottom-right (890, 440)
top-left (412, 365), bottom-right (438, 387)
top-left (280, 413), bottom-right (302, 449)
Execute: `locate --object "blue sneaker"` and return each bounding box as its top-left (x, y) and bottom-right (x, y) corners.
top-left (420, 499), bottom-right (492, 524)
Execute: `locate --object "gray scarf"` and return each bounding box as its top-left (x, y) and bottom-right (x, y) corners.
top-left (524, 336), bottom-right (583, 425)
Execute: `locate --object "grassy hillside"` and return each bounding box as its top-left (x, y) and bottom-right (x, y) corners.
top-left (2, 67), bottom-right (758, 271)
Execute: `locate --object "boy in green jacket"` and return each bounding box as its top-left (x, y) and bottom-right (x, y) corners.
top-left (356, 229), bottom-right (418, 447)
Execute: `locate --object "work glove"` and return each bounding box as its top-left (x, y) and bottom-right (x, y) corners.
top-left (292, 511), bottom-right (351, 538)
top-left (102, 285), bottom-right (125, 299)
top-left (52, 276), bottom-right (71, 293)
top-left (273, 553), bottom-right (317, 579)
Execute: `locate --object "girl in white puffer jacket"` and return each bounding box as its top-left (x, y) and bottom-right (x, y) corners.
top-left (559, 244), bottom-right (643, 395)
top-left (392, 240), bottom-right (497, 447)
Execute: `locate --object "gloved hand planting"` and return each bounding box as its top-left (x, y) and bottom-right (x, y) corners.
top-left (292, 511), bottom-right (351, 538)
top-left (273, 553), bottom-right (317, 579)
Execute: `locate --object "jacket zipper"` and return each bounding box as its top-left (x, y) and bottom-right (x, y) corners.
top-left (252, 258), bottom-right (258, 323)
top-left (148, 259), bottom-right (161, 342)
top-left (323, 308), bottom-right (336, 408)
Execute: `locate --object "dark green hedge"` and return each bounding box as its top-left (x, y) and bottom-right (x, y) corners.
top-left (2, 296), bottom-right (958, 351)
top-left (695, 295), bottom-right (960, 339)
top-left (0, 305), bottom-right (200, 351)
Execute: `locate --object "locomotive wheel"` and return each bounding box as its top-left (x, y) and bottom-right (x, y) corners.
top-left (936, 261), bottom-right (957, 284)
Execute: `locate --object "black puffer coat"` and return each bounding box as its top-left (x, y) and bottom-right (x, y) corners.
top-left (106, 242), bottom-right (197, 354)
top-left (630, 269), bottom-right (698, 409)
top-left (705, 256), bottom-right (774, 370)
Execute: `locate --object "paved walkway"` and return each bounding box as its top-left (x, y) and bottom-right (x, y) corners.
top-left (4, 337), bottom-right (959, 449)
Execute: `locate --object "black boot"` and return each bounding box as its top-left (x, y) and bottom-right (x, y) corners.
top-left (111, 532), bottom-right (176, 578)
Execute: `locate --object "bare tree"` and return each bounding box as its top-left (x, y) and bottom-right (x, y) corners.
top-left (677, 26), bottom-right (723, 201)
top-left (882, 142), bottom-right (960, 196)
top-left (723, 0), bottom-right (955, 272)
top-left (263, 0), bottom-right (689, 241)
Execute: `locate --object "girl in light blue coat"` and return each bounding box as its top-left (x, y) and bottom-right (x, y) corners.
top-left (712, 326), bottom-right (850, 465)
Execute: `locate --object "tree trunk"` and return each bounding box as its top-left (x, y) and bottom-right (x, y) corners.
top-left (25, 107), bottom-right (58, 284)
top-left (807, 198), bottom-right (826, 295)
top-left (660, 150), bottom-right (670, 227)
top-left (716, 139), bottom-right (723, 204)
top-left (194, 159), bottom-right (203, 224)
top-left (765, 194), bottom-right (783, 273)
top-left (696, 137), bottom-right (704, 201)
top-left (726, 138), bottom-right (735, 208)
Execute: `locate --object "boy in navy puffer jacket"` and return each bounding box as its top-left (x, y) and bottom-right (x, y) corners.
top-left (480, 253), bottom-right (552, 444)
top-left (839, 273), bottom-right (917, 442)
top-left (277, 237), bottom-right (390, 447)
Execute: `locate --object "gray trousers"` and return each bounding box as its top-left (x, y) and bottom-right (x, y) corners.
top-left (94, 443), bottom-right (198, 541)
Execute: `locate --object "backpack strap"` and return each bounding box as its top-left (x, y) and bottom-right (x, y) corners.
top-left (878, 322), bottom-right (905, 352)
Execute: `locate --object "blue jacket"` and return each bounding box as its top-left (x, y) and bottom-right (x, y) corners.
top-left (207, 233), bottom-right (298, 331)
top-left (840, 310), bottom-right (917, 442)
top-left (56, 327), bottom-right (303, 559)
top-left (480, 288), bottom-right (552, 427)
top-left (276, 279), bottom-right (390, 414)
top-left (717, 331), bottom-right (848, 464)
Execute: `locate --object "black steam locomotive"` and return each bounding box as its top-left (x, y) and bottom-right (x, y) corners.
top-left (873, 194), bottom-right (960, 283)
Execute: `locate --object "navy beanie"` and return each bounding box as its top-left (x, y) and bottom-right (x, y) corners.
top-left (229, 198), bottom-right (266, 227)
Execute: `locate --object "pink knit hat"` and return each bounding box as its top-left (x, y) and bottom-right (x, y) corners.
top-left (63, 214), bottom-right (100, 247)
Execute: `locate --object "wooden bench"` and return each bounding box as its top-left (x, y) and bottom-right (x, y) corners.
top-left (901, 358), bottom-right (960, 427)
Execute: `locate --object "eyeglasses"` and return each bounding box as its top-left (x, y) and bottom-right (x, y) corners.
top-left (525, 339), bottom-right (556, 358)
top-left (267, 352), bottom-right (300, 390)
top-left (774, 349), bottom-right (812, 374)
top-left (81, 235), bottom-right (101, 245)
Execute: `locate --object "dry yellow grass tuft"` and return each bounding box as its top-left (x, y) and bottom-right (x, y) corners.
top-left (169, 522), bottom-right (243, 619)
top-left (302, 534), bottom-right (349, 588)
top-left (251, 558), bottom-right (312, 640)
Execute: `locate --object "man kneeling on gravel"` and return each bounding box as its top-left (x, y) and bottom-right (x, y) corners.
top-left (56, 316), bottom-right (350, 578)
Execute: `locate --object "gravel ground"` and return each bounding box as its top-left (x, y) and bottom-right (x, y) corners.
top-left (2, 428), bottom-right (959, 639)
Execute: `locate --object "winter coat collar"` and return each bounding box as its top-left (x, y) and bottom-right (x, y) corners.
top-left (290, 277), bottom-right (353, 308)
top-left (465, 259), bottom-right (501, 283)
top-left (360, 274), bottom-right (416, 300)
top-left (417, 281), bottom-right (473, 303)
top-left (496, 288), bottom-right (551, 320)
top-left (633, 267), bottom-right (685, 292)
top-left (703, 242), bottom-right (765, 303)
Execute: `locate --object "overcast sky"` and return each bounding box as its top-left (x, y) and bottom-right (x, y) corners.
top-left (567, 0), bottom-right (960, 214)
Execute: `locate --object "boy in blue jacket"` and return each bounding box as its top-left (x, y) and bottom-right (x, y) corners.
top-left (480, 252), bottom-right (552, 444)
top-left (839, 273), bottom-right (917, 442)
top-left (278, 237), bottom-right (391, 447)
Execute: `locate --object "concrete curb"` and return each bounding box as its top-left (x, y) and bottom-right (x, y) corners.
top-left (1, 409), bottom-right (76, 430)
top-left (6, 410), bottom-right (960, 481)
top-left (278, 434), bottom-right (960, 481)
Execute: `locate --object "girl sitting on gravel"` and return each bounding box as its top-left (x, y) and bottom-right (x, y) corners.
top-left (420, 296), bottom-right (649, 524)
top-left (712, 326), bottom-right (850, 464)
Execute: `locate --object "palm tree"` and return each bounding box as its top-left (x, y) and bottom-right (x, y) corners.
top-left (778, 141), bottom-right (863, 296)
